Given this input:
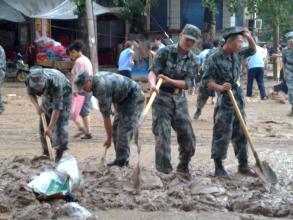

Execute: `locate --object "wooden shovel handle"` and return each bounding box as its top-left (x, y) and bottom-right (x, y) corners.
top-left (138, 78), bottom-right (163, 125)
top-left (227, 90), bottom-right (261, 167)
top-left (41, 113), bottom-right (55, 161)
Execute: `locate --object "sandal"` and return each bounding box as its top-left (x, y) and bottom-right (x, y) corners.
top-left (74, 127), bottom-right (86, 138)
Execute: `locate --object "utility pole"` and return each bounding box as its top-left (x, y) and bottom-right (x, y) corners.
top-left (85, 0), bottom-right (98, 72)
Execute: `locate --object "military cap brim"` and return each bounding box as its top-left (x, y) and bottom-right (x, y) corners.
top-left (222, 26), bottom-right (246, 40)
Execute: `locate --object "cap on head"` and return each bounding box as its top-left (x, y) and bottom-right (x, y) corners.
top-left (286, 31), bottom-right (293, 42)
top-left (222, 26), bottom-right (245, 40)
top-left (74, 71), bottom-right (90, 92)
top-left (182, 24), bottom-right (201, 41)
top-left (28, 67), bottom-right (47, 89)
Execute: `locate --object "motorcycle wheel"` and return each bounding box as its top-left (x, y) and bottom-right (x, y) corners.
top-left (17, 71), bottom-right (27, 82)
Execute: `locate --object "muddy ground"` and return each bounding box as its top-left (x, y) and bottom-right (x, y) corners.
top-left (0, 77), bottom-right (292, 220)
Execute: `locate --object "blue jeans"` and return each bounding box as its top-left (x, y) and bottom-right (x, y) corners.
top-left (246, 67), bottom-right (267, 99)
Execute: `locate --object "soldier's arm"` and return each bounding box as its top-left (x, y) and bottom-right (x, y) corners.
top-left (240, 30), bottom-right (256, 58)
top-left (29, 95), bottom-right (44, 115)
top-left (103, 116), bottom-right (112, 148)
top-left (148, 48), bottom-right (168, 85)
top-left (48, 110), bottom-right (60, 130)
top-left (159, 74), bottom-right (188, 90)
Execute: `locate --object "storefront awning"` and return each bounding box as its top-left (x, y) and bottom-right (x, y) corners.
top-left (0, 0), bottom-right (25, 22)
top-left (3, 0), bottom-right (121, 20)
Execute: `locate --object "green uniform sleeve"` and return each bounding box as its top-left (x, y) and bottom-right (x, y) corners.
top-left (0, 46), bottom-right (6, 70)
top-left (52, 83), bottom-right (64, 110)
top-left (149, 47), bottom-right (168, 75)
top-left (184, 56), bottom-right (197, 89)
top-left (239, 46), bottom-right (256, 59)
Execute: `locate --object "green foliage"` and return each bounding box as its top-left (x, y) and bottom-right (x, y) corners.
top-left (202, 0), bottom-right (217, 17)
top-left (72, 0), bottom-right (86, 15)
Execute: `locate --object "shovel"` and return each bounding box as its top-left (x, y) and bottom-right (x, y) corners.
top-left (227, 90), bottom-right (277, 184)
top-left (41, 113), bottom-right (55, 161)
top-left (133, 78), bottom-right (163, 192)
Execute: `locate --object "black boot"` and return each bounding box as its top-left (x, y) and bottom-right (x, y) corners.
top-left (43, 148), bottom-right (49, 157)
top-left (193, 108), bottom-right (202, 120)
top-left (214, 159), bottom-right (228, 177)
top-left (288, 106), bottom-right (293, 117)
top-left (55, 148), bottom-right (65, 162)
top-left (107, 159), bottom-right (129, 167)
top-left (176, 162), bottom-right (191, 180)
top-left (238, 159), bottom-right (256, 176)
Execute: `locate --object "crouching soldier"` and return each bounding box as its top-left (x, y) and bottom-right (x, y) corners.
top-left (74, 71), bottom-right (144, 167)
top-left (25, 68), bottom-right (72, 161)
top-left (201, 27), bottom-right (256, 177)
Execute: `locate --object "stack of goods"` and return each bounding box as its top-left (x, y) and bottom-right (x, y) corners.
top-left (35, 37), bottom-right (71, 63)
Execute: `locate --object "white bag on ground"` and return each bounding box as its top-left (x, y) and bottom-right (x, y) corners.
top-left (59, 202), bottom-right (93, 220)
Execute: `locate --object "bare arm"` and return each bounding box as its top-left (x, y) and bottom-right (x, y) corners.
top-left (48, 110), bottom-right (60, 130)
top-left (207, 81), bottom-right (231, 92)
top-left (103, 116), bottom-right (112, 148)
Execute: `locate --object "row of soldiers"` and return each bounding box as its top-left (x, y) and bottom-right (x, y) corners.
top-left (23, 25), bottom-right (293, 180)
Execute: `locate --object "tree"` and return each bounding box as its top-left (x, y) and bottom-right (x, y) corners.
top-left (202, 0), bottom-right (217, 43)
top-left (113, 0), bottom-right (157, 39)
top-left (226, 0), bottom-right (293, 80)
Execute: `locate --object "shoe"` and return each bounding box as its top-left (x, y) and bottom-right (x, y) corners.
top-left (193, 108), bottom-right (202, 120)
top-left (261, 96), bottom-right (268, 100)
top-left (238, 162), bottom-right (257, 177)
top-left (55, 148), bottom-right (65, 162)
top-left (176, 162), bottom-right (191, 181)
top-left (214, 159), bottom-right (228, 177)
top-left (81, 133), bottom-right (92, 139)
top-left (74, 127), bottom-right (86, 138)
top-left (107, 160), bottom-right (129, 167)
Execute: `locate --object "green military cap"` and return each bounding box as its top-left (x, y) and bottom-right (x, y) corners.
top-left (28, 67), bottom-right (47, 89)
top-left (74, 71), bottom-right (90, 92)
top-left (285, 31), bottom-right (293, 41)
top-left (182, 24), bottom-right (201, 41)
top-left (222, 26), bottom-right (245, 40)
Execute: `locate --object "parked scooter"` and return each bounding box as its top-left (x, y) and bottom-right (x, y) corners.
top-left (5, 53), bottom-right (29, 82)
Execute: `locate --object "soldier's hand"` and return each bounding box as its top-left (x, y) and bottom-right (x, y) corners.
top-left (104, 138), bottom-right (112, 148)
top-left (218, 83), bottom-right (232, 92)
top-left (158, 74), bottom-right (171, 84)
top-left (37, 106), bottom-right (45, 115)
top-left (150, 84), bottom-right (159, 95)
top-left (44, 128), bottom-right (52, 138)
top-left (243, 28), bottom-right (252, 39)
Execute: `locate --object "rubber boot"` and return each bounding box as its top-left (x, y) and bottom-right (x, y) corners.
top-left (238, 159), bottom-right (256, 176)
top-left (55, 148), bottom-right (65, 162)
top-left (107, 159), bottom-right (129, 167)
top-left (193, 108), bottom-right (202, 120)
top-left (214, 159), bottom-right (228, 177)
top-left (176, 162), bottom-right (191, 181)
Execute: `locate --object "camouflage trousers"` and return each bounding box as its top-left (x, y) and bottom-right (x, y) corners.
top-left (152, 91), bottom-right (196, 174)
top-left (112, 91), bottom-right (144, 162)
top-left (196, 84), bottom-right (211, 109)
top-left (287, 79), bottom-right (293, 105)
top-left (0, 70), bottom-right (5, 112)
top-left (39, 96), bottom-right (71, 153)
top-left (211, 91), bottom-right (248, 163)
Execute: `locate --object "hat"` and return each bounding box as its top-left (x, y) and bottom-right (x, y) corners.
top-left (74, 71), bottom-right (90, 92)
top-left (222, 26), bottom-right (245, 40)
top-left (286, 31), bottom-right (293, 41)
top-left (182, 24), bottom-right (201, 41)
top-left (28, 67), bottom-right (47, 89)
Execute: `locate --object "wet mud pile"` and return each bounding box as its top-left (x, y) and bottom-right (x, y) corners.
top-left (0, 156), bottom-right (292, 219)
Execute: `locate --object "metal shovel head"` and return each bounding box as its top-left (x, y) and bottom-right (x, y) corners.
top-left (253, 160), bottom-right (278, 184)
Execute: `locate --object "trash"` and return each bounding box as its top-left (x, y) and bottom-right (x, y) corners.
top-left (91, 96), bottom-right (99, 111)
top-left (27, 155), bottom-right (81, 198)
top-left (58, 202), bottom-right (93, 220)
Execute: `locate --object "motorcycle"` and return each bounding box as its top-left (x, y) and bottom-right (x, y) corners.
top-left (5, 53), bottom-right (29, 82)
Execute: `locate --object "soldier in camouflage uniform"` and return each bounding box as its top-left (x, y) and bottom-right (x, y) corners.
top-left (25, 68), bottom-right (72, 161)
top-left (74, 71), bottom-right (144, 167)
top-left (194, 39), bottom-right (221, 120)
top-left (201, 27), bottom-right (256, 177)
top-left (282, 31), bottom-right (293, 116)
top-left (0, 45), bottom-right (6, 114)
top-left (148, 24), bottom-right (200, 178)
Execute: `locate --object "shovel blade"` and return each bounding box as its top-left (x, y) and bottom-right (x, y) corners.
top-left (254, 161), bottom-right (277, 184)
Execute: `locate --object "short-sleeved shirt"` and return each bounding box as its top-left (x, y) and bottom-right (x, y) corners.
top-left (92, 71), bottom-right (141, 117)
top-left (202, 47), bottom-right (256, 89)
top-left (71, 55), bottom-right (93, 92)
top-left (198, 49), bottom-right (210, 71)
top-left (26, 69), bottom-right (72, 110)
top-left (118, 48), bottom-right (134, 71)
top-left (247, 45), bottom-right (265, 69)
top-left (150, 43), bottom-right (198, 89)
top-left (282, 46), bottom-right (293, 79)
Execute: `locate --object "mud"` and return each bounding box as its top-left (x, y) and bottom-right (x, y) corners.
top-left (0, 155), bottom-right (292, 219)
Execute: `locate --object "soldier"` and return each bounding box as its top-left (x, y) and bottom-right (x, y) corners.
top-left (74, 71), bottom-right (144, 167)
top-left (0, 45), bottom-right (6, 114)
top-left (25, 68), bottom-right (72, 161)
top-left (201, 27), bottom-right (256, 177)
top-left (282, 31), bottom-right (293, 116)
top-left (148, 24), bottom-right (200, 179)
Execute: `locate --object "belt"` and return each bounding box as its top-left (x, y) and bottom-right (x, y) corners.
top-left (160, 86), bottom-right (183, 95)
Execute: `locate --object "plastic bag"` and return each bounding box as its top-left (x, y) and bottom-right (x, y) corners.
top-left (56, 155), bottom-right (81, 192)
top-left (91, 96), bottom-right (99, 111)
top-left (71, 94), bottom-right (85, 121)
top-left (59, 202), bottom-right (92, 220)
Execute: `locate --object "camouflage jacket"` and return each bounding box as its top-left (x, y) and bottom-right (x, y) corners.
top-left (26, 69), bottom-right (72, 110)
top-left (0, 45), bottom-right (6, 71)
top-left (150, 43), bottom-right (199, 89)
top-left (282, 46), bottom-right (293, 79)
top-left (92, 71), bottom-right (142, 117)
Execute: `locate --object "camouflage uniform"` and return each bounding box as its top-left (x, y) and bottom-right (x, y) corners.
top-left (0, 45), bottom-right (6, 113)
top-left (150, 28), bottom-right (199, 174)
top-left (282, 38), bottom-right (293, 107)
top-left (91, 72), bottom-right (144, 162)
top-left (202, 47), bottom-right (255, 162)
top-left (26, 68), bottom-right (72, 153)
